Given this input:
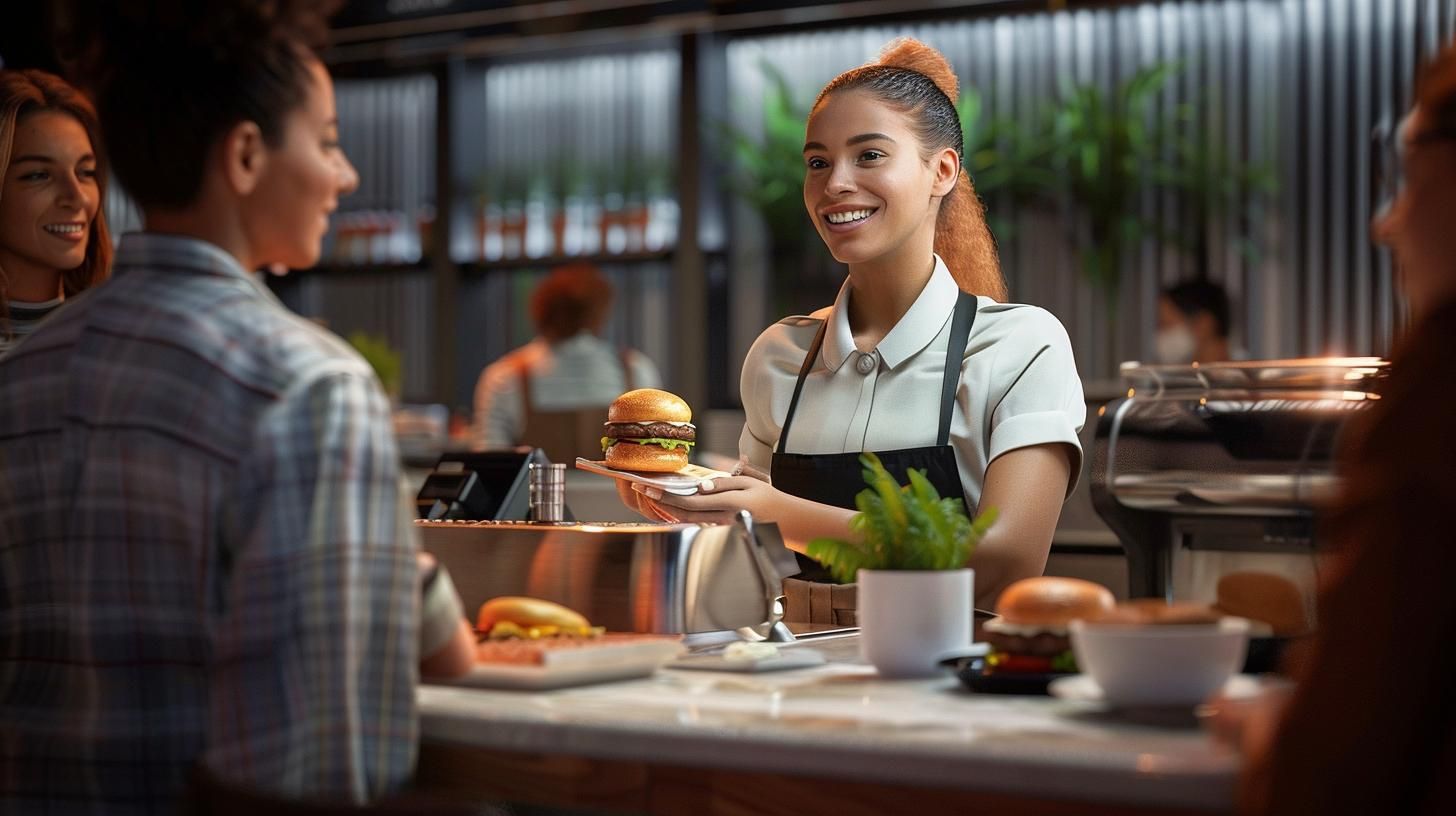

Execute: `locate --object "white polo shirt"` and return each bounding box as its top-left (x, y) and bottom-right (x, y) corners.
top-left (738, 256), bottom-right (1086, 512)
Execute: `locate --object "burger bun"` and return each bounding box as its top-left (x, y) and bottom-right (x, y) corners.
top-left (605, 440), bottom-right (689, 473)
top-left (995, 577), bottom-right (1116, 628)
top-left (1212, 571), bottom-right (1309, 636)
top-left (609, 389), bottom-right (692, 424)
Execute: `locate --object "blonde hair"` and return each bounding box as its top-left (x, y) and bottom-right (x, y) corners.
top-left (813, 38), bottom-right (1007, 300)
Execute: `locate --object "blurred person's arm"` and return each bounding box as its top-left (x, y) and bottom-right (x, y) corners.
top-left (416, 552), bottom-right (475, 679)
top-left (472, 358), bottom-right (523, 450)
top-left (221, 369), bottom-right (418, 800)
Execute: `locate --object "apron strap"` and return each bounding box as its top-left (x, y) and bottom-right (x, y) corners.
top-left (777, 291), bottom-right (977, 455)
top-left (775, 318), bottom-right (829, 456)
top-left (937, 292), bottom-right (978, 447)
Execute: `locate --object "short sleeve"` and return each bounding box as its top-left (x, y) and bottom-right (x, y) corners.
top-left (983, 308), bottom-right (1087, 495)
top-left (739, 320), bottom-right (797, 469)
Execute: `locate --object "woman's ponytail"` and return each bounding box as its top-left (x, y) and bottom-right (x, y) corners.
top-left (937, 171), bottom-right (1006, 300)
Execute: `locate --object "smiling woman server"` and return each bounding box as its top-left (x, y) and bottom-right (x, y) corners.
top-left (625, 40), bottom-right (1085, 616)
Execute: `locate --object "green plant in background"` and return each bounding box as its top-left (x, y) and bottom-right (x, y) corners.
top-left (1047, 62), bottom-right (1178, 297)
top-left (1044, 62), bottom-right (1275, 299)
top-left (714, 60), bottom-right (841, 317)
top-left (806, 453), bottom-right (998, 584)
top-left (957, 87), bottom-right (1058, 238)
top-left (347, 331), bottom-right (402, 399)
top-left (1155, 133), bottom-right (1278, 275)
top-left (717, 60), bottom-right (814, 250)
top-left (718, 58), bottom-right (1273, 307)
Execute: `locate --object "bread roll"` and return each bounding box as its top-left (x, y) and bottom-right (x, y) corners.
top-left (1213, 571), bottom-right (1309, 636)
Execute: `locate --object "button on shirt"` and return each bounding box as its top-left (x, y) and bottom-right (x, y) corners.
top-left (473, 333), bottom-right (662, 450)
top-left (739, 256), bottom-right (1087, 511)
top-left (0, 234), bottom-right (420, 810)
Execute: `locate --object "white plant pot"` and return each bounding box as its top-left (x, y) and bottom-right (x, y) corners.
top-left (858, 568), bottom-right (973, 678)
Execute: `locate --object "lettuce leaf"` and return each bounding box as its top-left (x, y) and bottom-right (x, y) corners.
top-left (601, 437), bottom-right (696, 453)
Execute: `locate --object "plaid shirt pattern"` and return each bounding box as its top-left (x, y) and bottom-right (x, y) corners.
top-left (0, 234), bottom-right (420, 814)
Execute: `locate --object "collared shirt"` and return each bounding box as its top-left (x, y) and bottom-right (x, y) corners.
top-left (0, 296), bottom-right (65, 359)
top-left (473, 333), bottom-right (662, 450)
top-left (0, 234), bottom-right (420, 813)
top-left (738, 255), bottom-right (1086, 511)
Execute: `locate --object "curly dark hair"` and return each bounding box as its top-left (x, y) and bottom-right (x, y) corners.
top-left (1163, 279), bottom-right (1232, 339)
top-left (54, 0), bottom-right (340, 210)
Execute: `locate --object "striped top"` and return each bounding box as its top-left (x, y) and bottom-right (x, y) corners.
top-left (0, 234), bottom-right (420, 813)
top-left (0, 296), bottom-right (64, 359)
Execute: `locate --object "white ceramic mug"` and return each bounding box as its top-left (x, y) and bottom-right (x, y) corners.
top-left (858, 568), bottom-right (973, 678)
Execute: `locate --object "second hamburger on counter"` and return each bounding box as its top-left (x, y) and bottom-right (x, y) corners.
top-left (601, 388), bottom-right (696, 473)
top-left (955, 577), bottom-right (1117, 693)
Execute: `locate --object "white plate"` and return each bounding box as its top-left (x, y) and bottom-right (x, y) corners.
top-left (1048, 673), bottom-right (1264, 708)
top-left (665, 649), bottom-right (826, 673)
top-left (432, 639), bottom-right (683, 691)
top-left (575, 458), bottom-right (731, 496)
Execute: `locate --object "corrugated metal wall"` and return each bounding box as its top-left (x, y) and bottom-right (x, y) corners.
top-left (725, 0), bottom-right (1456, 383)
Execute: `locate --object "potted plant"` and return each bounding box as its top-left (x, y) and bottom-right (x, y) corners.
top-left (807, 454), bottom-right (997, 678)
top-left (346, 331), bottom-right (402, 402)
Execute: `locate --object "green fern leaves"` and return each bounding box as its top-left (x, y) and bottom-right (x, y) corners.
top-left (805, 453), bottom-right (998, 584)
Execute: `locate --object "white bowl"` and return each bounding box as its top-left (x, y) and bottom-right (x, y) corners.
top-left (1069, 617), bottom-right (1250, 707)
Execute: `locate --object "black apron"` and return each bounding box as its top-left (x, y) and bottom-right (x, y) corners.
top-left (772, 291), bottom-right (978, 582)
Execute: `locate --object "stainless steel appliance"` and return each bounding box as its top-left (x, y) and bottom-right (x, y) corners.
top-left (1090, 357), bottom-right (1388, 614)
top-left (417, 512), bottom-right (800, 637)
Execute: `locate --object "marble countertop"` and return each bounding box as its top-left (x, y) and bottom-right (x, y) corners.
top-left (418, 636), bottom-right (1240, 811)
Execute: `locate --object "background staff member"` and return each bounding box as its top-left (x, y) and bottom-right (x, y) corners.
top-left (473, 262), bottom-right (662, 463)
top-left (623, 39), bottom-right (1085, 611)
top-left (1155, 278), bottom-right (1238, 364)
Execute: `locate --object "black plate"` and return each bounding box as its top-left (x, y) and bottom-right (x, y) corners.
top-left (948, 657), bottom-right (1073, 696)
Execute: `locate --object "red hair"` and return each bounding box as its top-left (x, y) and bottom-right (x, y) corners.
top-left (814, 39), bottom-right (1007, 300)
top-left (530, 263), bottom-right (614, 343)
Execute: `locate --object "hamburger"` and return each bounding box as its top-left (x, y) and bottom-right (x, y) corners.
top-left (601, 388), bottom-right (696, 473)
top-left (473, 596), bottom-right (681, 666)
top-left (476, 596), bottom-right (597, 640)
top-left (983, 577), bottom-right (1116, 675)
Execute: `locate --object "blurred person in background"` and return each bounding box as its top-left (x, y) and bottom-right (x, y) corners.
top-left (1154, 278), bottom-right (1237, 364)
top-left (473, 261), bottom-right (662, 463)
top-left (0, 0), bottom-right (472, 811)
top-left (1228, 42), bottom-right (1456, 816)
top-left (0, 68), bottom-right (111, 358)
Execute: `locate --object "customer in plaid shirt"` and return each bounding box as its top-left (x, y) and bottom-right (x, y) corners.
top-left (0, 1), bottom-right (465, 811)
